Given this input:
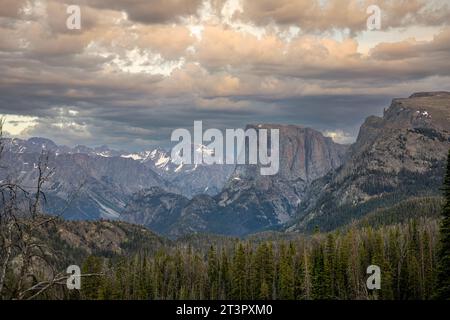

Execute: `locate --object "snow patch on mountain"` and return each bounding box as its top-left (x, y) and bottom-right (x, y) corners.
top-left (92, 198), bottom-right (121, 219)
top-left (121, 153), bottom-right (144, 161)
top-left (155, 154), bottom-right (170, 168)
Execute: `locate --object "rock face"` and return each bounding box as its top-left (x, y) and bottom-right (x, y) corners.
top-left (121, 125), bottom-right (347, 237)
top-left (291, 92), bottom-right (450, 231)
top-left (219, 125), bottom-right (347, 224)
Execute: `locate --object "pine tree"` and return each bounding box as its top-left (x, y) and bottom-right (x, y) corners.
top-left (434, 149), bottom-right (450, 299)
top-left (219, 248), bottom-right (230, 299)
top-left (373, 231), bottom-right (393, 300)
top-left (80, 256), bottom-right (103, 300)
top-left (406, 220), bottom-right (421, 299)
top-left (231, 243), bottom-right (246, 299)
top-left (207, 246), bottom-right (219, 299)
top-left (253, 243), bottom-right (274, 299)
top-left (311, 244), bottom-right (332, 299)
top-left (422, 228), bottom-right (436, 299)
top-left (278, 243), bottom-right (295, 299)
top-left (324, 234), bottom-right (336, 298)
top-left (259, 280), bottom-right (270, 300)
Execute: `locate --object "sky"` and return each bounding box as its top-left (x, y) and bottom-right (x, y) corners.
top-left (0, 0), bottom-right (449, 150)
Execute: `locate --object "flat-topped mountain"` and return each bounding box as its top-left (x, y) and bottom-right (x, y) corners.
top-left (290, 91), bottom-right (450, 231)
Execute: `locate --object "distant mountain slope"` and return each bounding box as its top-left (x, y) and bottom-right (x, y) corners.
top-left (120, 147), bottom-right (235, 197)
top-left (289, 91), bottom-right (450, 232)
top-left (122, 125), bottom-right (347, 237)
top-left (0, 137), bottom-right (233, 220)
top-left (120, 187), bottom-right (190, 235)
top-left (0, 145), bottom-right (168, 220)
top-left (28, 217), bottom-right (169, 268)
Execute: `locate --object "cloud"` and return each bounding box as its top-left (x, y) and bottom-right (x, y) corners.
top-left (2, 115), bottom-right (38, 136)
top-left (84, 0), bottom-right (203, 24)
top-left (324, 129), bottom-right (355, 144)
top-left (238, 0), bottom-right (450, 32)
top-left (0, 0), bottom-right (450, 150)
top-left (0, 0), bottom-right (27, 19)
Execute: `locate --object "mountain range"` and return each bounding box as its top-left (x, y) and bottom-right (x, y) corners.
top-left (0, 137), bottom-right (233, 220)
top-left (120, 124), bottom-right (348, 237)
top-left (2, 91), bottom-right (449, 238)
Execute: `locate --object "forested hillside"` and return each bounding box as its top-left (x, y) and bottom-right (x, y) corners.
top-left (8, 217), bottom-right (437, 300)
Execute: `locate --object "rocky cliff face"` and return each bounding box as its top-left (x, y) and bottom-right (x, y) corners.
top-left (219, 125), bottom-right (348, 224)
top-left (122, 125), bottom-right (347, 237)
top-left (291, 92), bottom-right (450, 231)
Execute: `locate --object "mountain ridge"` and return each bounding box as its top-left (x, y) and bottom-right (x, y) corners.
top-left (0, 137), bottom-right (233, 220)
top-left (121, 124), bottom-right (348, 237)
top-left (2, 91), bottom-right (449, 237)
top-left (289, 91), bottom-right (450, 232)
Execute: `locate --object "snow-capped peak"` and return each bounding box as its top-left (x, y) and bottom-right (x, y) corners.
top-left (155, 153), bottom-right (170, 168)
top-left (121, 153), bottom-right (144, 161)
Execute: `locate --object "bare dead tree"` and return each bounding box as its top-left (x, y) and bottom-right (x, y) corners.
top-left (0, 120), bottom-right (100, 299)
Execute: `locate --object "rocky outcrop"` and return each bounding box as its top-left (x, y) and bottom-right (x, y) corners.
top-left (218, 125), bottom-right (348, 224)
top-left (291, 92), bottom-right (450, 232)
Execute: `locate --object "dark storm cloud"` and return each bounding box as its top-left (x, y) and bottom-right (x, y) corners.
top-left (270, 94), bottom-right (392, 136)
top-left (83, 0), bottom-right (203, 24)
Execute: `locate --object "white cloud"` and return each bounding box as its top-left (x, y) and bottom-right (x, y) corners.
top-left (87, 44), bottom-right (186, 76)
top-left (324, 129), bottom-right (355, 144)
top-left (2, 115), bottom-right (38, 136)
